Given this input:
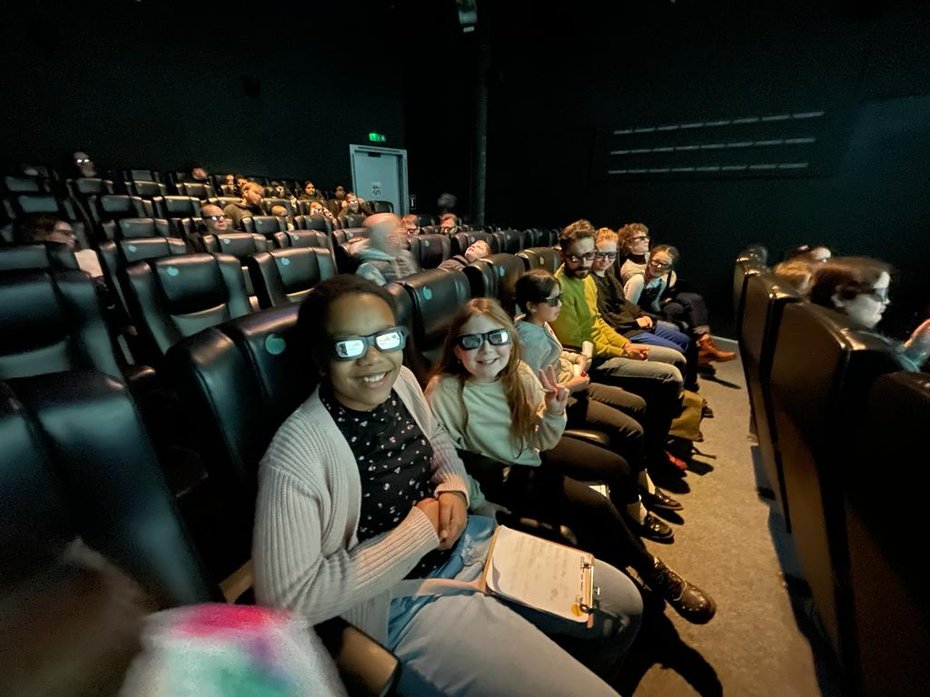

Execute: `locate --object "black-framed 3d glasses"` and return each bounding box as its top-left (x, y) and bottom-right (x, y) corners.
top-left (455, 328), bottom-right (511, 351)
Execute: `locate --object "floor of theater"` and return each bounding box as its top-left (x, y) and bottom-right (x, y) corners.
top-left (611, 339), bottom-right (846, 697)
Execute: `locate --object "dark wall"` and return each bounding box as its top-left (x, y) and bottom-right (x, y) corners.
top-left (0, 2), bottom-right (406, 187)
top-left (476, 0), bottom-right (930, 336)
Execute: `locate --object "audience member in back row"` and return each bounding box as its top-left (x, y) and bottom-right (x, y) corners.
top-left (299, 180), bottom-right (326, 203)
top-left (808, 256), bottom-right (930, 372)
top-left (199, 204), bottom-right (232, 235)
top-left (786, 243), bottom-right (832, 264)
top-left (328, 185), bottom-right (348, 216)
top-left (351, 213), bottom-right (419, 285)
top-left (339, 193), bottom-right (373, 220)
top-left (401, 214), bottom-right (420, 237)
top-left (772, 258), bottom-right (814, 295)
top-left (71, 150), bottom-right (98, 178)
top-left (223, 181), bottom-right (265, 230)
top-left (438, 239), bottom-right (491, 271)
top-left (254, 275), bottom-right (643, 696)
top-left (12, 213), bottom-right (102, 278)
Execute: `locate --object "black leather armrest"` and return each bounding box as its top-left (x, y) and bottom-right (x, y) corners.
top-left (123, 363), bottom-right (157, 387)
top-left (315, 617), bottom-right (401, 697)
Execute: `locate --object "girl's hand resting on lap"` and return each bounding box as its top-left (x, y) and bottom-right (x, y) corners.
top-left (437, 491), bottom-right (468, 550)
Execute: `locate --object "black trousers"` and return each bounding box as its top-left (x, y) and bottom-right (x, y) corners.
top-left (461, 449), bottom-right (654, 577)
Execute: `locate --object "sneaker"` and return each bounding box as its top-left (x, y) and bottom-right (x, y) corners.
top-left (646, 559), bottom-right (717, 624)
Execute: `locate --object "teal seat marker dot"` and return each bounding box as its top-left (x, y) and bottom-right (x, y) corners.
top-left (127, 244), bottom-right (137, 252)
top-left (497, 267), bottom-right (505, 277)
top-left (281, 257), bottom-right (290, 266)
top-left (423, 240), bottom-right (430, 247)
top-left (167, 266), bottom-right (179, 277)
top-left (423, 287), bottom-right (433, 300)
top-left (265, 334), bottom-right (286, 355)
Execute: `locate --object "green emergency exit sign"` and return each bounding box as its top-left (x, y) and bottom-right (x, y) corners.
top-left (368, 132), bottom-right (387, 143)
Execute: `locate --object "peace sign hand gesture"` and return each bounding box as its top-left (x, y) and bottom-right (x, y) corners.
top-left (539, 365), bottom-right (569, 416)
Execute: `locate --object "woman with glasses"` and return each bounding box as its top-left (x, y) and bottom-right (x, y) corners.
top-left (427, 297), bottom-right (716, 626)
top-left (254, 276), bottom-right (643, 696)
top-left (514, 269), bottom-right (683, 543)
top-left (620, 235), bottom-right (736, 368)
top-left (808, 257), bottom-right (930, 372)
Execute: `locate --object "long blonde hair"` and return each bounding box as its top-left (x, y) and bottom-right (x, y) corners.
top-left (432, 298), bottom-right (537, 447)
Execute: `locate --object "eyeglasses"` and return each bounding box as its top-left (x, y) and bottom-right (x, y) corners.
top-left (594, 251), bottom-right (617, 260)
top-left (75, 158), bottom-right (91, 165)
top-left (543, 293), bottom-right (563, 307)
top-left (648, 259), bottom-right (672, 269)
top-left (332, 326), bottom-right (407, 361)
top-left (566, 253), bottom-right (596, 264)
top-left (455, 328), bottom-right (511, 351)
top-left (631, 236), bottom-right (650, 242)
top-left (203, 215), bottom-right (227, 222)
top-left (863, 288), bottom-right (890, 304)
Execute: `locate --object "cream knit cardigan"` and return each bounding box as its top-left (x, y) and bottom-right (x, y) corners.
top-left (253, 366), bottom-right (470, 644)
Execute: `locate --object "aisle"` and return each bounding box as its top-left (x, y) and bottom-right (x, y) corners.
top-left (624, 340), bottom-right (845, 697)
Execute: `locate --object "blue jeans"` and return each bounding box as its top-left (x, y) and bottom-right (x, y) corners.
top-left (629, 320), bottom-right (690, 353)
top-left (387, 516), bottom-right (642, 696)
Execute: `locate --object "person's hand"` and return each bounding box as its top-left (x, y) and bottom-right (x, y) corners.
top-left (437, 491), bottom-right (468, 550)
top-left (636, 316), bottom-right (654, 329)
top-left (414, 497), bottom-right (441, 538)
top-left (539, 366), bottom-right (570, 415)
top-left (564, 374), bottom-right (591, 392)
top-left (622, 344), bottom-right (649, 360)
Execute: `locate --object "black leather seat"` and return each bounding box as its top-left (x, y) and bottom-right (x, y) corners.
top-left (152, 195), bottom-right (200, 221)
top-left (242, 215), bottom-right (288, 236)
top-left (124, 253), bottom-right (252, 362)
top-left (463, 253), bottom-right (525, 316)
top-left (100, 216), bottom-right (171, 241)
top-left (293, 213), bottom-right (333, 232)
top-left (339, 212), bottom-right (367, 228)
top-left (452, 230), bottom-right (498, 256)
top-left (738, 272), bottom-right (802, 528)
top-left (517, 246), bottom-right (560, 274)
top-left (0, 269), bottom-right (122, 381)
top-left (415, 214), bottom-right (436, 227)
top-left (174, 180), bottom-right (215, 198)
top-left (495, 229), bottom-right (526, 254)
top-left (846, 371), bottom-right (930, 696)
top-left (92, 194), bottom-right (151, 225)
top-left (261, 197), bottom-right (295, 223)
top-left (98, 237), bottom-right (188, 317)
top-left (247, 247), bottom-right (337, 308)
top-left (66, 177), bottom-right (115, 198)
top-left (399, 268), bottom-right (471, 365)
top-left (769, 301), bottom-right (903, 669)
top-left (409, 233), bottom-right (452, 269)
top-left (272, 229), bottom-right (332, 253)
top-left (332, 227), bottom-right (369, 246)
top-left (196, 232), bottom-right (269, 308)
top-left (0, 243), bottom-right (79, 272)
top-left (129, 180), bottom-right (168, 199)
top-left (2, 174), bottom-right (50, 194)
top-left (733, 245), bottom-right (769, 319)
top-left (0, 370), bottom-right (215, 604)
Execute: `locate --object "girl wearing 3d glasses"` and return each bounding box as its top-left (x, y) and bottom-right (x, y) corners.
top-left (426, 297), bottom-right (716, 626)
top-left (253, 275), bottom-right (642, 696)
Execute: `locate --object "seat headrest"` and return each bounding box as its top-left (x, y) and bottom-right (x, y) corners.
top-left (0, 270), bottom-right (70, 353)
top-left (151, 255), bottom-right (231, 315)
top-left (0, 243), bottom-right (78, 272)
top-left (119, 237), bottom-right (186, 264)
top-left (117, 218), bottom-right (170, 239)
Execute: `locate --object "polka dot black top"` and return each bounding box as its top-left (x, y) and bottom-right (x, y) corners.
top-left (320, 384), bottom-right (451, 576)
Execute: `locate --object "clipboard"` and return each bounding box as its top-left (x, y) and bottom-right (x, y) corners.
top-left (479, 525), bottom-right (596, 627)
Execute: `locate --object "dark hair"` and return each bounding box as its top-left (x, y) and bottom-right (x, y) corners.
top-left (297, 274), bottom-right (395, 372)
top-left (808, 256), bottom-right (891, 310)
top-left (558, 219), bottom-right (596, 252)
top-left (12, 213), bottom-right (64, 245)
top-left (515, 269), bottom-right (559, 314)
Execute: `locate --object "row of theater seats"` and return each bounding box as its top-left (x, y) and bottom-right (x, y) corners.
top-left (3, 168), bottom-right (345, 205)
top-left (733, 248), bottom-right (930, 696)
top-left (0, 370), bottom-right (400, 696)
top-left (0, 244), bottom-right (562, 387)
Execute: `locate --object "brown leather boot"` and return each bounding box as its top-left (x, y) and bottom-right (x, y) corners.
top-left (697, 333), bottom-right (736, 362)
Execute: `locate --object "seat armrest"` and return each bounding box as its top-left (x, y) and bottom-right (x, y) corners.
top-left (315, 617), bottom-right (401, 697)
top-left (124, 363), bottom-right (157, 387)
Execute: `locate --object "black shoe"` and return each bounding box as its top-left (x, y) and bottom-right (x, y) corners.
top-left (641, 488), bottom-right (683, 513)
top-left (628, 512), bottom-right (675, 543)
top-left (697, 362), bottom-right (716, 377)
top-left (647, 559), bottom-right (717, 624)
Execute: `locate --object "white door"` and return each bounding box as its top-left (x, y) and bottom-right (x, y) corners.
top-left (350, 145), bottom-right (408, 215)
